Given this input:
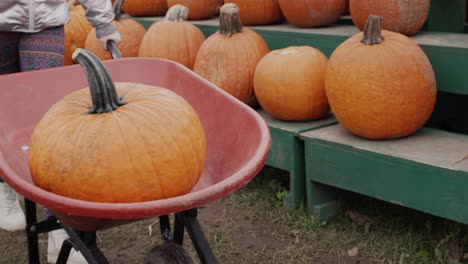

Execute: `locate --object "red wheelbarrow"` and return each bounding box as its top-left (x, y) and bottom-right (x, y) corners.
top-left (0, 48), bottom-right (271, 263)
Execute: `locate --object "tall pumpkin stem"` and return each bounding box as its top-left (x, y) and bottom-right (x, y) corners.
top-left (219, 3), bottom-right (243, 37)
top-left (361, 15), bottom-right (384, 45)
top-left (165, 4), bottom-right (189, 21)
top-left (72, 48), bottom-right (126, 114)
top-left (113, 0), bottom-right (125, 21)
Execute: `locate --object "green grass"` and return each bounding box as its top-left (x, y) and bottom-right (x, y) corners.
top-left (217, 166), bottom-right (468, 264)
top-left (0, 166), bottom-right (467, 263)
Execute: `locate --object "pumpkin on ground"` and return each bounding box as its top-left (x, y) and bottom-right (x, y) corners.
top-left (254, 46), bottom-right (329, 121)
top-left (64, 0), bottom-right (92, 65)
top-left (278, 0), bottom-right (347, 28)
top-left (223, 0), bottom-right (283, 25)
top-left (325, 15), bottom-right (437, 139)
top-left (166, 0), bottom-right (223, 20)
top-left (84, 0), bottom-right (146, 60)
top-left (121, 0), bottom-right (168, 17)
top-left (28, 49), bottom-right (207, 203)
top-left (194, 3), bottom-right (270, 106)
top-left (138, 4), bottom-right (206, 69)
top-left (350, 0), bottom-right (430, 36)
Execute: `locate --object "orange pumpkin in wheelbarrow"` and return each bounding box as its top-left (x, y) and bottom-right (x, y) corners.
top-left (0, 45), bottom-right (270, 232)
top-left (28, 49), bottom-right (207, 203)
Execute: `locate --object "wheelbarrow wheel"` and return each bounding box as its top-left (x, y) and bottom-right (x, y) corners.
top-left (145, 242), bottom-right (195, 264)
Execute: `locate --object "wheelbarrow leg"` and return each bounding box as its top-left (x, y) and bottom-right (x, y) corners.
top-left (159, 215), bottom-right (173, 242)
top-left (173, 214), bottom-right (185, 245)
top-left (176, 208), bottom-right (218, 264)
top-left (61, 225), bottom-right (110, 264)
top-left (25, 199), bottom-right (63, 264)
top-left (56, 239), bottom-right (73, 264)
top-left (25, 199), bottom-right (40, 264)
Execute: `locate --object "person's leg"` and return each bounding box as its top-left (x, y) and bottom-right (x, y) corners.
top-left (0, 180), bottom-right (26, 231)
top-left (19, 27), bottom-right (86, 264)
top-left (19, 25), bottom-right (64, 71)
top-left (0, 32), bottom-right (27, 232)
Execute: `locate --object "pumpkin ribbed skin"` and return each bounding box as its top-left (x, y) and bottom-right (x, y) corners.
top-left (166, 0), bottom-right (223, 20)
top-left (350, 0), bottom-right (430, 36)
top-left (254, 46), bottom-right (329, 121)
top-left (325, 19), bottom-right (436, 139)
top-left (64, 5), bottom-right (92, 65)
top-left (84, 20), bottom-right (146, 60)
top-left (29, 82), bottom-right (207, 203)
top-left (138, 5), bottom-right (206, 69)
top-left (278, 0), bottom-right (347, 27)
top-left (121, 0), bottom-right (168, 16)
top-left (194, 29), bottom-right (269, 106)
top-left (224, 0), bottom-right (283, 25)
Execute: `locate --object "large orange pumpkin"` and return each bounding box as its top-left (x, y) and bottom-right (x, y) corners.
top-left (325, 15), bottom-right (437, 139)
top-left (138, 4), bottom-right (206, 69)
top-left (121, 0), bottom-right (168, 16)
top-left (224, 0), bottom-right (283, 25)
top-left (64, 1), bottom-right (92, 65)
top-left (278, 0), bottom-right (347, 27)
top-left (166, 0), bottom-right (223, 20)
top-left (28, 49), bottom-right (207, 203)
top-left (84, 0), bottom-right (146, 60)
top-left (254, 46), bottom-right (329, 121)
top-left (194, 3), bottom-right (270, 106)
top-left (350, 0), bottom-right (430, 36)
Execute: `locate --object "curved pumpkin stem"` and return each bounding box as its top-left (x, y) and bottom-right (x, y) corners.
top-left (165, 4), bottom-right (189, 21)
top-left (113, 0), bottom-right (125, 21)
top-left (72, 48), bottom-right (126, 114)
top-left (361, 15), bottom-right (384, 45)
top-left (219, 3), bottom-right (243, 37)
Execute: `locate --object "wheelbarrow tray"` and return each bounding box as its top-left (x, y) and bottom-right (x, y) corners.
top-left (0, 58), bottom-right (271, 230)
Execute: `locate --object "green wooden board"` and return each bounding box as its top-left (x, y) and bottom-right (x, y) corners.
top-left (424, 0), bottom-right (465, 33)
top-left (256, 109), bottom-right (337, 208)
top-left (257, 109), bottom-right (336, 171)
top-left (300, 125), bottom-right (468, 224)
top-left (257, 109), bottom-right (337, 136)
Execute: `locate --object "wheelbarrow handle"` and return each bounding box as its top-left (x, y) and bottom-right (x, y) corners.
top-left (106, 40), bottom-right (123, 60)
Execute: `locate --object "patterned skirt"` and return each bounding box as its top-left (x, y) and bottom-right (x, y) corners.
top-left (0, 26), bottom-right (64, 74)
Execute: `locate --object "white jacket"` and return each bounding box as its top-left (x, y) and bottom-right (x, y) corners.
top-left (0, 0), bottom-right (115, 38)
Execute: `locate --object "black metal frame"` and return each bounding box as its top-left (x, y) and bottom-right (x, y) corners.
top-left (25, 198), bottom-right (218, 264)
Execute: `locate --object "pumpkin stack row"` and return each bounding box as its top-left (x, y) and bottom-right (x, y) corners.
top-left (115, 0), bottom-right (430, 37)
top-left (136, 3), bottom-right (437, 140)
top-left (110, 0), bottom-right (223, 20)
top-left (65, 1), bottom-right (437, 140)
top-left (255, 15), bottom-right (436, 140)
top-left (64, 0), bottom-right (430, 65)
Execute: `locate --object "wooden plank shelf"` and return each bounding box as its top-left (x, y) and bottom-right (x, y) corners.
top-left (256, 109), bottom-right (337, 208)
top-left (300, 125), bottom-right (468, 224)
top-left (134, 16), bottom-right (468, 96)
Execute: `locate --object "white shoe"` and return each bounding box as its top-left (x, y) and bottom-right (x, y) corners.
top-left (48, 229), bottom-right (87, 264)
top-left (0, 182), bottom-right (26, 231)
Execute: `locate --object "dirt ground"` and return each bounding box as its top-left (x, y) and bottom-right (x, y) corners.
top-left (97, 198), bottom-right (373, 264)
top-left (1, 167), bottom-right (467, 264)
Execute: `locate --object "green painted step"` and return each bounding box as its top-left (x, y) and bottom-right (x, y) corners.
top-left (256, 109), bottom-right (337, 208)
top-left (300, 125), bottom-right (468, 224)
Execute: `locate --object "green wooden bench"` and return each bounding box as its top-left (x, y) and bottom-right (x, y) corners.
top-left (300, 125), bottom-right (468, 224)
top-left (132, 0), bottom-right (468, 215)
top-left (257, 109), bottom-right (336, 208)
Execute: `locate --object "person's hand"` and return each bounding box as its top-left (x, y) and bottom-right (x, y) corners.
top-left (99, 31), bottom-right (122, 50)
